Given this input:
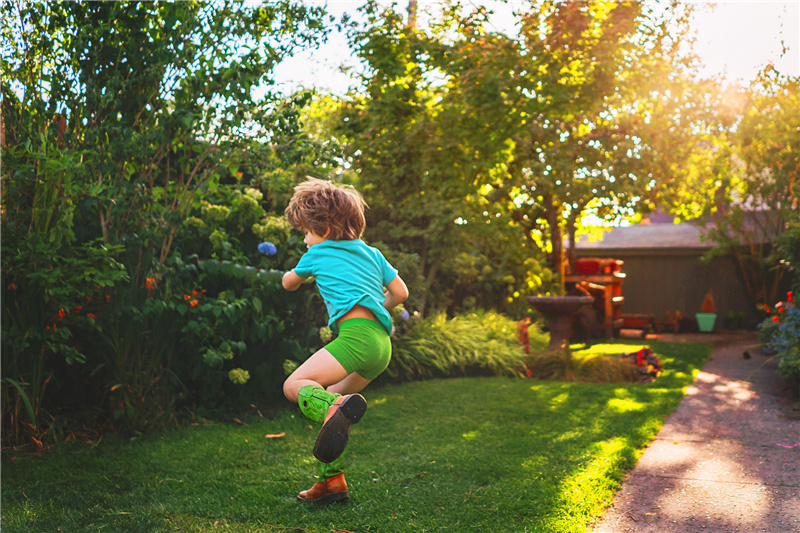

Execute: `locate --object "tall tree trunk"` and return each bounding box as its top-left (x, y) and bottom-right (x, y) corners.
top-left (407, 0), bottom-right (417, 29)
top-left (544, 192), bottom-right (564, 289)
top-left (567, 213), bottom-right (578, 273)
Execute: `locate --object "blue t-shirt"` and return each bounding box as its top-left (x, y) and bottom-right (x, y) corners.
top-left (293, 239), bottom-right (398, 335)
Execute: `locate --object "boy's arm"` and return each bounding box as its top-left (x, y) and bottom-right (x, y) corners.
top-left (282, 270), bottom-right (305, 291)
top-left (384, 275), bottom-right (409, 309)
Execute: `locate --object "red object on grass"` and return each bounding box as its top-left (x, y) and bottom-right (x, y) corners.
top-left (517, 318), bottom-right (531, 354)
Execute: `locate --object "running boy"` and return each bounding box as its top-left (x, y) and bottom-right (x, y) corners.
top-left (282, 177), bottom-right (409, 503)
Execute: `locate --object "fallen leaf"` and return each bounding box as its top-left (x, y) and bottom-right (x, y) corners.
top-left (265, 432), bottom-right (286, 439)
top-left (232, 418), bottom-right (249, 426)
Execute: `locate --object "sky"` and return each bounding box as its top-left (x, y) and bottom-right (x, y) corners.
top-left (269, 0), bottom-right (800, 96)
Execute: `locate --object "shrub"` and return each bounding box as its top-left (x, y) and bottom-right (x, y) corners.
top-left (523, 348), bottom-right (637, 384)
top-left (759, 294), bottom-right (799, 390)
top-left (385, 310), bottom-right (528, 381)
top-left (525, 340), bottom-right (639, 383)
top-left (1, 0), bottom-right (331, 447)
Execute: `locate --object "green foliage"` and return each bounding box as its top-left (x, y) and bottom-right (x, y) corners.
top-left (1, 0), bottom-right (330, 445)
top-left (759, 298), bottom-right (800, 389)
top-left (775, 218), bottom-right (800, 295)
top-left (386, 310), bottom-right (528, 381)
top-left (1, 341), bottom-right (709, 532)
top-left (1, 237), bottom-right (128, 443)
top-left (698, 71), bottom-right (800, 305)
top-left (336, 0), bottom-right (704, 310)
top-left (332, 2), bottom-right (559, 312)
top-left (166, 258), bottom-right (325, 408)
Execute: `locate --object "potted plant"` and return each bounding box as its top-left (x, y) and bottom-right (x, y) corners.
top-left (696, 290), bottom-right (717, 333)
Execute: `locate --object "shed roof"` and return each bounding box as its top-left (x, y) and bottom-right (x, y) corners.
top-left (575, 222), bottom-right (712, 250)
top-left (575, 209), bottom-right (777, 251)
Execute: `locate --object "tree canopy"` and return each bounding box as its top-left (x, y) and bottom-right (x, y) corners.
top-left (329, 0), bottom-right (727, 305)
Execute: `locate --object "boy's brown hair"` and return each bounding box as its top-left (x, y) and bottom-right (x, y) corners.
top-left (285, 177), bottom-right (367, 240)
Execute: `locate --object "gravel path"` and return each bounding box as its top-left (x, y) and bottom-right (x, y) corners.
top-left (593, 332), bottom-right (800, 533)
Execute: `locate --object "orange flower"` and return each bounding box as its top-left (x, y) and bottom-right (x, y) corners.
top-left (773, 316), bottom-right (780, 322)
top-left (192, 289), bottom-right (198, 296)
top-left (190, 300), bottom-right (198, 307)
top-left (8, 283), bottom-right (17, 290)
top-left (184, 294), bottom-right (191, 300)
top-left (72, 305), bottom-right (82, 313)
top-left (58, 308), bottom-right (66, 320)
top-left (87, 313), bottom-right (97, 320)
top-left (145, 278), bottom-right (156, 290)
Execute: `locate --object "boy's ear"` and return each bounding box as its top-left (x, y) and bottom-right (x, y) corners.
top-left (322, 227), bottom-right (331, 239)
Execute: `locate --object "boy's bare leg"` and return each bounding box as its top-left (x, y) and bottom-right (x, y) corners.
top-left (284, 348), bottom-right (368, 465)
top-left (283, 348), bottom-right (349, 403)
top-left (327, 372), bottom-right (372, 395)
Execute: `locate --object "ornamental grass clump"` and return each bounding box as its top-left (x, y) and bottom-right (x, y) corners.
top-left (386, 310), bottom-right (527, 381)
top-left (523, 345), bottom-right (641, 384)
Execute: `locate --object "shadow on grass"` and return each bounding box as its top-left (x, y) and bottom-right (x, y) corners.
top-left (1, 340), bottom-right (709, 533)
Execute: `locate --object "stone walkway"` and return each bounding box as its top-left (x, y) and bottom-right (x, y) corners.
top-left (593, 331), bottom-right (800, 533)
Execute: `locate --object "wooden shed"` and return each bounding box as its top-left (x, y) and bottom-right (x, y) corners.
top-left (572, 216), bottom-right (757, 330)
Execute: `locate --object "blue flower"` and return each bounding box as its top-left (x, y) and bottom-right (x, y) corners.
top-left (401, 309), bottom-right (410, 320)
top-left (258, 242), bottom-right (277, 255)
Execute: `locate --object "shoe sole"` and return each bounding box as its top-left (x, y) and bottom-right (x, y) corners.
top-left (297, 490), bottom-right (349, 503)
top-left (313, 394), bottom-right (367, 463)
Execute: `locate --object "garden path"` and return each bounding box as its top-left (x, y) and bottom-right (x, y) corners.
top-left (593, 331), bottom-right (800, 533)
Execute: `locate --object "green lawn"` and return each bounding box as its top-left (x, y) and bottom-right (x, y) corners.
top-left (2, 341), bottom-right (709, 532)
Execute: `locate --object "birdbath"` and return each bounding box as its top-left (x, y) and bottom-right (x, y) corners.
top-left (526, 296), bottom-right (594, 351)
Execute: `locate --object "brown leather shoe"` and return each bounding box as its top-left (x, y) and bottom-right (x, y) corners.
top-left (296, 473), bottom-right (348, 503)
top-left (313, 394), bottom-right (367, 464)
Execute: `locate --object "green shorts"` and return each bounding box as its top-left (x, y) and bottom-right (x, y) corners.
top-left (326, 318), bottom-right (392, 381)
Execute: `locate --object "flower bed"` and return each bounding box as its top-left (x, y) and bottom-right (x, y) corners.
top-left (759, 291), bottom-right (799, 389)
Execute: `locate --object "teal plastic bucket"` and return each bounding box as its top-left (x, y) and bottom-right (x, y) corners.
top-left (695, 312), bottom-right (717, 333)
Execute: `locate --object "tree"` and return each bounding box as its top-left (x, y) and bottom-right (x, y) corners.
top-left (333, 1), bottom-right (539, 313)
top-left (336, 0), bottom-right (713, 299)
top-left (456, 1), bottom-right (706, 282)
top-left (703, 69), bottom-right (800, 305)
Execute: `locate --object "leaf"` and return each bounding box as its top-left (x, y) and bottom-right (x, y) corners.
top-left (1, 378), bottom-right (37, 429)
top-left (264, 432), bottom-right (286, 439)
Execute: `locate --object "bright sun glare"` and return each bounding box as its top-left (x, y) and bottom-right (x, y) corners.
top-left (269, 1), bottom-right (800, 96)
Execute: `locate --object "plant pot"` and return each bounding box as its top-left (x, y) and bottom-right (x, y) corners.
top-left (695, 312), bottom-right (717, 333)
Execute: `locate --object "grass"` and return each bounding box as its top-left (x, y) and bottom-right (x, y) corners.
top-left (1, 340), bottom-right (710, 532)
